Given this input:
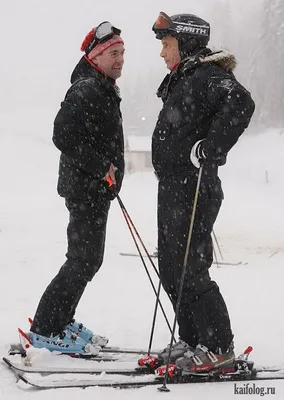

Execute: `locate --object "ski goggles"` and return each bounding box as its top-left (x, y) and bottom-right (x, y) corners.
top-left (152, 12), bottom-right (173, 31)
top-left (86, 22), bottom-right (121, 54)
top-left (152, 12), bottom-right (210, 38)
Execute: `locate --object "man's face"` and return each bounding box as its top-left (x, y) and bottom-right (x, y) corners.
top-left (160, 36), bottom-right (181, 70)
top-left (93, 43), bottom-right (125, 80)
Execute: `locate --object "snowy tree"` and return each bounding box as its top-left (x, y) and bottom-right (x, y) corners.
top-left (249, 0), bottom-right (284, 128)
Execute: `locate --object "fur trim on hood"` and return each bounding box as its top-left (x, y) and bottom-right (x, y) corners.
top-left (201, 49), bottom-right (237, 71)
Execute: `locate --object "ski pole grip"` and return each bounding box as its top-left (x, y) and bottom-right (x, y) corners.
top-left (106, 176), bottom-right (114, 187)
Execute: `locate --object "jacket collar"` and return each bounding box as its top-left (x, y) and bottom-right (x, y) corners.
top-left (70, 56), bottom-right (115, 86)
top-left (157, 48), bottom-right (236, 101)
top-left (70, 56), bottom-right (121, 100)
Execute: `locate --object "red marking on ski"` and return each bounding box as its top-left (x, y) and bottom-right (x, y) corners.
top-left (138, 355), bottom-right (158, 369)
top-left (156, 364), bottom-right (176, 378)
top-left (188, 364), bottom-right (236, 373)
top-left (18, 328), bottom-right (32, 349)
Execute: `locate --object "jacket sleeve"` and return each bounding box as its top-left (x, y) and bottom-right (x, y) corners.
top-left (202, 72), bottom-right (255, 159)
top-left (53, 80), bottom-right (110, 179)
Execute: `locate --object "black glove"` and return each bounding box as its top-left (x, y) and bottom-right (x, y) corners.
top-left (87, 180), bottom-right (117, 201)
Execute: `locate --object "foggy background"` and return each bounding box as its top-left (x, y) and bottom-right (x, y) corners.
top-left (1, 4), bottom-right (284, 396)
top-left (0, 0), bottom-right (283, 140)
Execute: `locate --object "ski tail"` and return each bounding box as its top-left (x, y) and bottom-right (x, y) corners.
top-left (18, 328), bottom-right (32, 351)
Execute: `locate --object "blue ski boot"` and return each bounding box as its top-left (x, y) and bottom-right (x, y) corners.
top-left (65, 319), bottom-right (109, 347)
top-left (21, 329), bottom-right (100, 355)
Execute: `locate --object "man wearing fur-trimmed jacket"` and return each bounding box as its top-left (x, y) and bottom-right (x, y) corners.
top-left (152, 12), bottom-right (255, 372)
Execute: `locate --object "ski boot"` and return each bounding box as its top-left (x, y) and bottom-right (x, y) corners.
top-left (65, 319), bottom-right (109, 347)
top-left (175, 343), bottom-right (235, 373)
top-left (158, 340), bottom-right (196, 364)
top-left (19, 328), bottom-right (100, 355)
top-left (28, 317), bottom-right (108, 348)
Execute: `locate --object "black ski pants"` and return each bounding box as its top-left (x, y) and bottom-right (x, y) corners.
top-left (157, 173), bottom-right (233, 353)
top-left (31, 198), bottom-right (110, 336)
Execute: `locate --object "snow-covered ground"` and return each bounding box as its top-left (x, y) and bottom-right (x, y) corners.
top-left (0, 129), bottom-right (284, 399)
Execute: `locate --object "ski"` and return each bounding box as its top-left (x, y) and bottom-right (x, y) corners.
top-left (17, 373), bottom-right (158, 389)
top-left (2, 356), bottom-right (152, 375)
top-left (4, 354), bottom-right (283, 377)
top-left (8, 342), bottom-right (160, 357)
top-left (119, 252), bottom-right (245, 266)
top-left (3, 356), bottom-right (283, 377)
top-left (102, 346), bottom-right (160, 355)
top-left (6, 338), bottom-right (282, 390)
top-left (4, 349), bottom-right (284, 390)
top-left (14, 367), bottom-right (284, 390)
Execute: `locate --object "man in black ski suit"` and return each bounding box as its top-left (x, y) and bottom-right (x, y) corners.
top-left (28, 22), bottom-right (125, 354)
top-left (152, 12), bottom-right (255, 372)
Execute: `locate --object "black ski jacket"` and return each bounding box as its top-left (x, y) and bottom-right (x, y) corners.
top-left (152, 49), bottom-right (255, 179)
top-left (53, 56), bottom-right (124, 201)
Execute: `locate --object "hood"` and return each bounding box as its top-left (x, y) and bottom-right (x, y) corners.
top-left (70, 56), bottom-right (98, 84)
top-left (157, 48), bottom-right (237, 100)
top-left (201, 48), bottom-right (237, 71)
top-left (180, 48), bottom-right (237, 73)
top-left (70, 56), bottom-right (115, 85)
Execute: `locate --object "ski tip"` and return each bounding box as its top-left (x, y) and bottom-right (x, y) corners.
top-left (28, 317), bottom-right (33, 325)
top-left (244, 346), bottom-right (253, 354)
top-left (2, 357), bottom-right (13, 368)
top-left (17, 374), bottom-right (29, 384)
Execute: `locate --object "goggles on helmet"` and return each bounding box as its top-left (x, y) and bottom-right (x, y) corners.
top-left (86, 21), bottom-right (121, 54)
top-left (153, 12), bottom-right (210, 39)
top-left (152, 12), bottom-right (173, 32)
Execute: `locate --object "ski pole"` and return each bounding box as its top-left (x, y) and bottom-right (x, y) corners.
top-left (106, 177), bottom-right (157, 274)
top-left (158, 166), bottom-right (203, 393)
top-left (116, 193), bottom-right (176, 311)
top-left (212, 230), bottom-right (224, 260)
top-left (147, 279), bottom-right (163, 355)
top-left (116, 195), bottom-right (160, 279)
top-left (116, 194), bottom-right (175, 342)
top-left (213, 241), bottom-right (220, 268)
top-left (106, 175), bottom-right (175, 346)
top-left (117, 194), bottom-right (177, 349)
